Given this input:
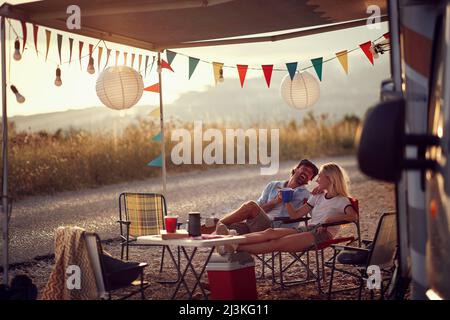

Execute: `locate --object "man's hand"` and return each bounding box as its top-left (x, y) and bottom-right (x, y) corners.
top-left (275, 191), bottom-right (283, 204)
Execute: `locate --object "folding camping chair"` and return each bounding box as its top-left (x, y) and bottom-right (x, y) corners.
top-left (85, 232), bottom-right (149, 300)
top-left (117, 192), bottom-right (180, 282)
top-left (276, 197), bottom-right (361, 294)
top-left (327, 211), bottom-right (397, 300)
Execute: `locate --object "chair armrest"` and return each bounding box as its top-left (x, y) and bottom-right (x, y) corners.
top-left (273, 216), bottom-right (311, 224)
top-left (331, 244), bottom-right (370, 253)
top-left (117, 220), bottom-right (131, 225)
top-left (320, 220), bottom-right (356, 228)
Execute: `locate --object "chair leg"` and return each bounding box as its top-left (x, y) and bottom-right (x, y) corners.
top-left (315, 250), bottom-right (322, 294)
top-left (160, 245), bottom-right (166, 273)
top-left (321, 250), bottom-right (326, 282)
top-left (140, 270), bottom-right (145, 300)
top-left (358, 278), bottom-right (364, 300)
top-left (327, 250), bottom-right (338, 300)
top-left (120, 243), bottom-right (124, 260)
top-left (126, 243), bottom-right (129, 261)
top-left (279, 251), bottom-right (284, 287)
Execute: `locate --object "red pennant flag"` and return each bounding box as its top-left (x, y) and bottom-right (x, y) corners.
top-left (160, 59), bottom-right (174, 72)
top-left (144, 83), bottom-right (160, 93)
top-left (237, 65), bottom-right (248, 88)
top-left (383, 32), bottom-right (390, 39)
top-left (359, 41), bottom-right (374, 65)
top-left (262, 65), bottom-right (273, 88)
top-left (21, 21), bottom-right (27, 53)
top-left (68, 38), bottom-right (73, 65)
top-left (33, 24), bottom-right (39, 56)
top-left (79, 41), bottom-right (84, 69)
top-left (123, 52), bottom-right (128, 65)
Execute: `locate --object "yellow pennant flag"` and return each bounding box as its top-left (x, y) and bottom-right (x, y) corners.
top-left (212, 62), bottom-right (224, 85)
top-left (335, 50), bottom-right (348, 74)
top-left (149, 107), bottom-right (160, 118)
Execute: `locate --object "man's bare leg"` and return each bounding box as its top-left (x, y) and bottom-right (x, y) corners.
top-left (237, 232), bottom-right (316, 255)
top-left (219, 201), bottom-right (261, 226)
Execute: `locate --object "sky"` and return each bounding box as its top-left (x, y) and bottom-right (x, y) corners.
top-left (1, 0), bottom-right (390, 119)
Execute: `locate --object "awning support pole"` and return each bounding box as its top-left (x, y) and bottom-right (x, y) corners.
top-left (1, 15), bottom-right (10, 286)
top-left (157, 52), bottom-right (167, 198)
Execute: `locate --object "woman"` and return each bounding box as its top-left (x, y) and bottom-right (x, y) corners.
top-left (216, 163), bottom-right (358, 255)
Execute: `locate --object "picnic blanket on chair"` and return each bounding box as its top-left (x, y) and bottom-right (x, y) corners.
top-left (41, 226), bottom-right (98, 300)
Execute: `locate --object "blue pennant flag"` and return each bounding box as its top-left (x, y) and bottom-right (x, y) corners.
top-left (286, 62), bottom-right (298, 80)
top-left (147, 155), bottom-right (162, 167)
top-left (153, 132), bottom-right (161, 142)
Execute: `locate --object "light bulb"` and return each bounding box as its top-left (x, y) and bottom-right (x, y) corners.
top-left (13, 39), bottom-right (21, 61)
top-left (87, 57), bottom-right (95, 74)
top-left (54, 67), bottom-right (62, 86)
top-left (10, 85), bottom-right (25, 103)
top-left (219, 67), bottom-right (224, 82)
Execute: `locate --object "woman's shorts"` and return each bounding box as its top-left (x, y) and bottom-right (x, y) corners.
top-left (296, 225), bottom-right (332, 246)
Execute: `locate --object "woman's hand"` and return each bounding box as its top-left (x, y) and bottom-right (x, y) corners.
top-left (311, 186), bottom-right (325, 195)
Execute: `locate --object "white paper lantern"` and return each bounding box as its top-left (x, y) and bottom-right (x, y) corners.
top-left (96, 66), bottom-right (144, 110)
top-left (280, 71), bottom-right (320, 109)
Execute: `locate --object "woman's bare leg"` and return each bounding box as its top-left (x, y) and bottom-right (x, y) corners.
top-left (238, 232), bottom-right (316, 254)
top-left (241, 228), bottom-right (298, 245)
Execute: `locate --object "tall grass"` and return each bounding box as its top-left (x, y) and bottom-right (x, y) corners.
top-left (1, 113), bottom-right (361, 198)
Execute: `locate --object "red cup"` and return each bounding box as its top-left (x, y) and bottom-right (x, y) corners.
top-left (164, 216), bottom-right (178, 233)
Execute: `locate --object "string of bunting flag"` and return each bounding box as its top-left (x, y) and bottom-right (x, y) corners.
top-left (9, 18), bottom-right (389, 91)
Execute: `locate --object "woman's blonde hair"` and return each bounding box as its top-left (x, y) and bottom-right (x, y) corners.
top-left (320, 163), bottom-right (350, 197)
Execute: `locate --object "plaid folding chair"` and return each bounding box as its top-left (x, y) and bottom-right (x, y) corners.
top-left (277, 197), bottom-right (361, 294)
top-left (118, 192), bottom-right (180, 282)
top-left (327, 212), bottom-right (397, 300)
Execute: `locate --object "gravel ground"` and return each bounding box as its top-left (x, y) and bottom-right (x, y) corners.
top-left (0, 155), bottom-right (396, 300)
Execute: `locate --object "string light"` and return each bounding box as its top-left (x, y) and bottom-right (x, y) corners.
top-left (87, 57), bottom-right (95, 74)
top-left (54, 67), bottom-right (62, 86)
top-left (13, 38), bottom-right (21, 61)
top-left (10, 85), bottom-right (25, 103)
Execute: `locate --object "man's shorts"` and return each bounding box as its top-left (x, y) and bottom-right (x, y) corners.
top-left (228, 204), bottom-right (272, 235)
top-left (296, 225), bottom-right (332, 246)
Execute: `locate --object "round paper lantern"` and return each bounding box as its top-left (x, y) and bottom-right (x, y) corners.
top-left (280, 71), bottom-right (320, 109)
top-left (96, 66), bottom-right (144, 110)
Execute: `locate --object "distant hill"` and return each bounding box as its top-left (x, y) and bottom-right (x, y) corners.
top-left (9, 58), bottom-right (390, 133)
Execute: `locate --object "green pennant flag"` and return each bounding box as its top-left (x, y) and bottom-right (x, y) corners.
top-left (153, 132), bottom-right (161, 142)
top-left (147, 155), bottom-right (162, 167)
top-left (311, 57), bottom-right (323, 81)
top-left (189, 57), bottom-right (200, 79)
top-left (166, 50), bottom-right (177, 65)
top-left (286, 62), bottom-right (298, 80)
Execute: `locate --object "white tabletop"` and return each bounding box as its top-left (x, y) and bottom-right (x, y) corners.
top-left (136, 234), bottom-right (246, 247)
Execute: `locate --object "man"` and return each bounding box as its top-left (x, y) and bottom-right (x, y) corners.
top-left (216, 159), bottom-right (319, 235)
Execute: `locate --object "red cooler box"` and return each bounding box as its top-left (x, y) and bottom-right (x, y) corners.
top-left (206, 252), bottom-right (258, 300)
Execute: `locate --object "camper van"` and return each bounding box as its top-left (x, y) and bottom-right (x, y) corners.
top-left (358, 0), bottom-right (450, 300)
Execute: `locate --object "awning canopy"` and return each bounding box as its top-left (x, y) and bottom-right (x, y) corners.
top-left (0, 0), bottom-right (387, 51)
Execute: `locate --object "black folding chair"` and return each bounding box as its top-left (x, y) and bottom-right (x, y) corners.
top-left (327, 212), bottom-right (397, 300)
top-left (85, 232), bottom-right (149, 300)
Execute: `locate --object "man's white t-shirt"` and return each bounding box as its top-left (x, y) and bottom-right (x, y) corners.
top-left (306, 193), bottom-right (352, 237)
